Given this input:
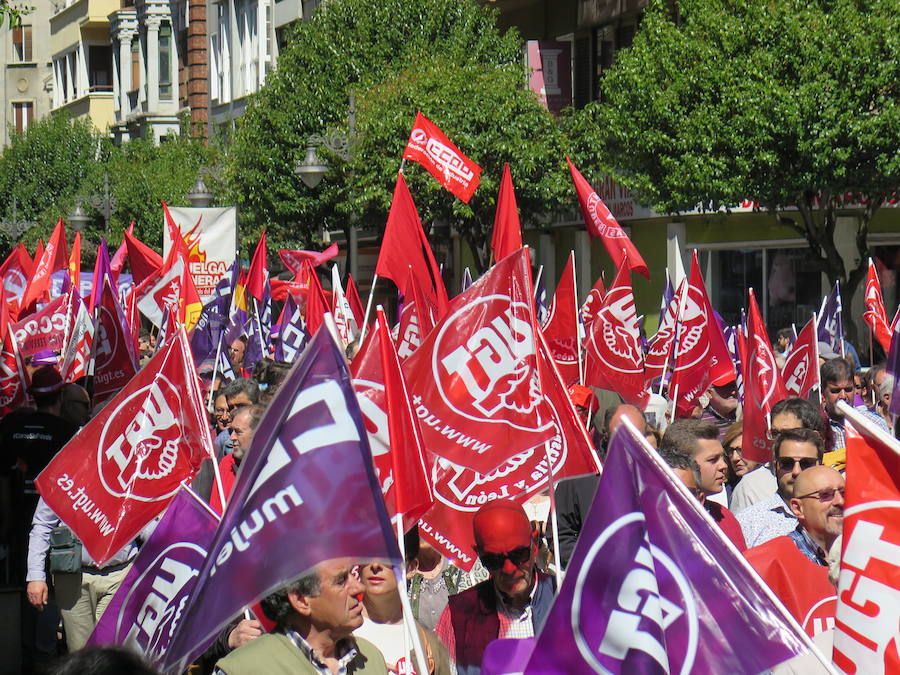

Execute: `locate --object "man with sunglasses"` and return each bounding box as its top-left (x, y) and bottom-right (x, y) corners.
top-left (434, 500), bottom-right (554, 675)
top-left (737, 428), bottom-right (823, 547)
top-left (788, 466), bottom-right (845, 565)
top-left (820, 357), bottom-right (888, 471)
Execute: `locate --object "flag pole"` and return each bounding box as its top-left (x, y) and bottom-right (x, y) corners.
top-left (358, 274), bottom-right (378, 345)
top-left (812, 311), bottom-right (822, 406)
top-left (543, 440), bottom-right (564, 588)
top-left (394, 516), bottom-right (429, 675)
top-left (533, 265), bottom-right (544, 299)
top-left (571, 251), bottom-right (585, 386)
top-left (662, 277), bottom-right (690, 402)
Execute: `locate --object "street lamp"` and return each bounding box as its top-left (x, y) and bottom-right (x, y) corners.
top-left (0, 197), bottom-right (36, 240)
top-left (84, 172), bottom-right (117, 232)
top-left (187, 176), bottom-right (214, 208)
top-left (295, 144), bottom-right (329, 189)
top-left (68, 203), bottom-right (93, 232)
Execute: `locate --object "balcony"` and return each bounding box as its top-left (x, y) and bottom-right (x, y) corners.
top-left (57, 90), bottom-right (115, 132)
top-left (50, 0), bottom-right (119, 53)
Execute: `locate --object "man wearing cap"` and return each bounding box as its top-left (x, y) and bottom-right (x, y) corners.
top-left (434, 500), bottom-right (554, 675)
top-left (0, 366), bottom-right (78, 581)
top-left (700, 374), bottom-right (738, 440)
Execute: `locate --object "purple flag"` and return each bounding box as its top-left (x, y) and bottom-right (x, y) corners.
top-left (817, 281), bottom-right (844, 355)
top-left (887, 321), bottom-right (900, 416)
top-left (461, 267), bottom-right (473, 293)
top-left (525, 421), bottom-right (817, 674)
top-left (243, 287), bottom-right (271, 374)
top-left (86, 488), bottom-right (220, 666)
top-left (273, 294), bottom-right (308, 363)
top-left (159, 327), bottom-right (400, 674)
top-left (191, 262), bottom-right (236, 367)
top-left (90, 238), bottom-right (113, 312)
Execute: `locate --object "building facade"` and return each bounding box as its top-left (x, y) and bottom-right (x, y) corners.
top-left (0, 3), bottom-right (54, 146)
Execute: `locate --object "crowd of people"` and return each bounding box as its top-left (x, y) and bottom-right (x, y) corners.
top-left (0, 310), bottom-right (889, 675)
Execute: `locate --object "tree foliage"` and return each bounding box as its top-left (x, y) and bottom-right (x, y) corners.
top-left (586, 0), bottom-right (900, 327)
top-left (225, 0), bottom-right (571, 258)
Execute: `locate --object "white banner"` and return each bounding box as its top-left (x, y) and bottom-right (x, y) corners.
top-left (163, 207), bottom-right (237, 303)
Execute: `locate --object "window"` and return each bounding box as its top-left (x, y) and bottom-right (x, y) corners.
top-left (12, 101), bottom-right (33, 133)
top-left (88, 45), bottom-right (113, 92)
top-left (159, 24), bottom-right (172, 99)
top-left (11, 25), bottom-right (32, 62)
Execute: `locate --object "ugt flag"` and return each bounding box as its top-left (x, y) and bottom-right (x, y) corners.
top-left (525, 420), bottom-right (820, 674)
top-left (159, 327), bottom-right (400, 674)
top-left (35, 327), bottom-right (213, 565)
top-left (834, 403), bottom-right (900, 675)
top-left (402, 112), bottom-right (482, 203)
top-left (86, 487), bottom-right (220, 668)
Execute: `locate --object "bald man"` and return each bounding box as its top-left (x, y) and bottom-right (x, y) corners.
top-left (788, 466), bottom-right (845, 565)
top-left (554, 404), bottom-right (647, 568)
top-left (434, 500), bottom-right (555, 675)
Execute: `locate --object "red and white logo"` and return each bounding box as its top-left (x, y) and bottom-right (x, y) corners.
top-left (0, 350), bottom-right (22, 408)
top-left (586, 193), bottom-right (627, 239)
top-left (98, 377), bottom-right (186, 501)
top-left (434, 295), bottom-right (543, 423)
top-left (410, 128), bottom-right (476, 184)
top-left (588, 285), bottom-right (642, 375)
top-left (352, 379), bottom-right (392, 496)
top-left (94, 305), bottom-right (119, 372)
top-left (671, 286), bottom-right (710, 372)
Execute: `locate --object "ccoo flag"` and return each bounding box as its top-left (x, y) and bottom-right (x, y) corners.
top-left (86, 487), bottom-right (220, 668)
top-left (525, 419), bottom-right (820, 674)
top-left (159, 327), bottom-right (400, 674)
top-left (402, 112), bottom-right (482, 203)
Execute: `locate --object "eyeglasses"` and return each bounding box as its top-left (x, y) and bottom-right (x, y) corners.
top-left (826, 386), bottom-right (854, 394)
top-left (725, 444), bottom-right (742, 456)
top-left (797, 487), bottom-right (845, 503)
top-left (776, 457), bottom-right (819, 472)
top-left (477, 546), bottom-right (531, 571)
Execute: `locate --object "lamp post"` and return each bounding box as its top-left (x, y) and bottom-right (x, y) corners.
top-left (187, 176), bottom-right (214, 207)
top-left (294, 96), bottom-right (359, 277)
top-left (68, 203), bottom-right (93, 232)
top-left (0, 197), bottom-right (36, 240)
top-left (81, 172), bottom-right (117, 232)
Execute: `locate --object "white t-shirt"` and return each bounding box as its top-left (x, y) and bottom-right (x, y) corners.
top-left (354, 617), bottom-right (417, 675)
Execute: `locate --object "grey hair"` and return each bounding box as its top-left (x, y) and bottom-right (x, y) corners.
top-left (879, 374), bottom-right (894, 398)
top-left (260, 570), bottom-right (321, 628)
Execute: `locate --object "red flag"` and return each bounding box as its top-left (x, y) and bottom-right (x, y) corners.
top-left (863, 259), bottom-right (892, 353)
top-left (0, 287), bottom-right (28, 416)
top-left (1, 243), bottom-right (35, 321)
top-left (566, 158), bottom-right (649, 279)
top-left (68, 232), bottom-right (81, 288)
top-left (741, 288), bottom-right (789, 463)
top-left (302, 263), bottom-right (329, 337)
top-left (109, 222), bottom-right (133, 282)
top-left (835, 406), bottom-right (900, 674)
top-left (377, 308), bottom-right (433, 527)
top-left (490, 163), bottom-right (522, 261)
top-left (93, 279), bottom-right (139, 404)
top-left (644, 279), bottom-right (683, 385)
top-left (35, 327), bottom-right (213, 566)
top-left (542, 252), bottom-right (580, 385)
top-left (345, 273), bottom-right (365, 327)
top-left (246, 230), bottom-right (268, 303)
top-left (33, 238), bottom-right (44, 264)
top-left (11, 294), bottom-right (68, 358)
top-left (395, 267), bottom-right (436, 362)
top-left (134, 240), bottom-right (202, 330)
top-left (123, 229), bottom-right (163, 286)
top-left (583, 261), bottom-right (647, 407)
top-left (669, 252), bottom-right (735, 417)
top-left (60, 291), bottom-right (94, 383)
top-left (402, 248), bottom-right (557, 474)
top-left (579, 273), bottom-right (606, 334)
top-left (277, 243), bottom-right (339, 275)
top-left (402, 112), bottom-right (482, 203)
top-left (418, 329), bottom-right (597, 571)
top-left (782, 315), bottom-right (819, 398)
top-left (375, 172), bottom-right (449, 312)
top-left (22, 218), bottom-right (68, 310)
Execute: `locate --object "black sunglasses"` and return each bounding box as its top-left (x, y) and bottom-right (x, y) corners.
top-left (478, 546), bottom-right (531, 571)
top-left (776, 457), bottom-right (818, 472)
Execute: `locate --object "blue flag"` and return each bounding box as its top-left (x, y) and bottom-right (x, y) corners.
top-left (817, 281), bottom-right (844, 355)
top-left (159, 327), bottom-right (400, 674)
top-left (525, 421), bottom-right (818, 674)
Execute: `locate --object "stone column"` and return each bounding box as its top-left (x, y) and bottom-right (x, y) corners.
top-left (118, 32), bottom-right (134, 116)
top-left (146, 16), bottom-right (160, 111)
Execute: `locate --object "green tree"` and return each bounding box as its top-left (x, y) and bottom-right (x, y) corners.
top-left (584, 0), bottom-right (900, 337)
top-left (0, 113), bottom-right (99, 251)
top-left (225, 0), bottom-right (554, 258)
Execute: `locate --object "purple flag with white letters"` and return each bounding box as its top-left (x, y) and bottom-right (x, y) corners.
top-left (525, 421), bottom-right (817, 674)
top-left (273, 294), bottom-right (308, 363)
top-left (818, 281), bottom-right (844, 355)
top-left (191, 262), bottom-right (236, 367)
top-left (159, 327), bottom-right (400, 674)
top-left (86, 487), bottom-right (220, 666)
